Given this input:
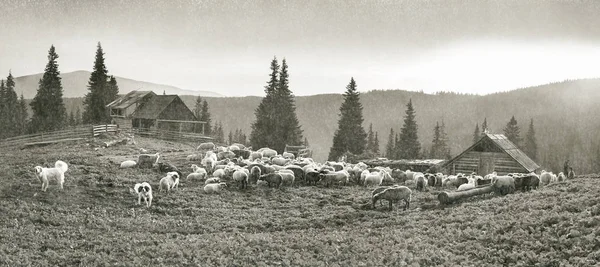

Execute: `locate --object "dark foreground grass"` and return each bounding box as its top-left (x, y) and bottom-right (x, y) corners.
top-left (1, 139), bottom-right (599, 266)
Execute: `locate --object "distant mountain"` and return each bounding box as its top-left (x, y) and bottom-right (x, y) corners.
top-left (14, 70), bottom-right (224, 99)
top-left (47, 79), bottom-right (600, 174)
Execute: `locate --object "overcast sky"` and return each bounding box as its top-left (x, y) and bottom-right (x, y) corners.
top-left (1, 0), bottom-right (600, 96)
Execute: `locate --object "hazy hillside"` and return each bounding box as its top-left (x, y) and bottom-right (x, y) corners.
top-left (45, 79), bottom-right (600, 174)
top-left (13, 70), bottom-right (224, 99)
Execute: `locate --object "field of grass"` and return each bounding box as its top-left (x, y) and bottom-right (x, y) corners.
top-left (1, 137), bottom-right (599, 266)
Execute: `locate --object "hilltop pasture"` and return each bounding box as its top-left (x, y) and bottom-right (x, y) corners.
top-left (0, 138), bottom-right (599, 266)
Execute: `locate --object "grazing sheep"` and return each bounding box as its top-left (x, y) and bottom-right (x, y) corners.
top-left (272, 157), bottom-right (290, 166)
top-left (228, 145), bottom-right (240, 151)
top-left (372, 186), bottom-right (412, 211)
top-left (305, 171), bottom-right (321, 186)
top-left (425, 173), bottom-right (436, 187)
top-left (120, 160), bottom-right (137, 169)
top-left (197, 142), bottom-right (216, 151)
top-left (435, 173), bottom-right (444, 187)
top-left (414, 173), bottom-right (427, 191)
top-left (360, 169), bottom-right (371, 185)
top-left (217, 151), bottom-right (236, 161)
top-left (191, 164), bottom-right (207, 175)
top-left (131, 182), bottom-right (153, 207)
top-left (372, 186), bottom-right (398, 207)
top-left (260, 148), bottom-right (278, 158)
top-left (364, 171), bottom-right (384, 187)
top-left (285, 165), bottom-right (304, 183)
top-left (204, 182), bottom-right (227, 193)
top-left (319, 171), bottom-right (349, 187)
top-left (159, 172), bottom-right (180, 193)
top-left (232, 170), bottom-right (249, 189)
top-left (258, 173), bottom-right (283, 188)
top-left (186, 154), bottom-right (202, 161)
top-left (380, 170), bottom-right (395, 186)
top-left (205, 177), bottom-right (221, 185)
top-left (492, 175), bottom-right (516, 195)
top-left (187, 173), bottom-right (207, 180)
top-left (250, 166), bottom-right (262, 184)
top-left (138, 153), bottom-right (160, 169)
top-left (250, 151), bottom-right (263, 161)
top-left (154, 162), bottom-right (182, 178)
top-left (34, 160), bottom-right (69, 192)
top-left (456, 179), bottom-right (476, 191)
top-left (278, 171), bottom-right (295, 186)
top-left (212, 169), bottom-right (226, 179)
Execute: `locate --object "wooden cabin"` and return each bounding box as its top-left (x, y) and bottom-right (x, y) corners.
top-left (441, 133), bottom-right (539, 175)
top-left (106, 90), bottom-right (203, 133)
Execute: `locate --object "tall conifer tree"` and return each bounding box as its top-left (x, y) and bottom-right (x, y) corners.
top-left (83, 42), bottom-right (111, 124)
top-left (473, 123), bottom-right (480, 143)
top-left (250, 57), bottom-right (279, 149)
top-left (30, 45), bottom-right (67, 133)
top-left (503, 115), bottom-right (521, 147)
top-left (272, 59), bottom-right (303, 152)
top-left (397, 99), bottom-right (421, 159)
top-left (327, 78), bottom-right (367, 161)
top-left (385, 128), bottom-right (395, 159)
top-left (523, 118), bottom-right (538, 161)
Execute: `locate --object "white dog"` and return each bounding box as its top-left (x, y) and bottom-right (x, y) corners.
top-left (159, 172), bottom-right (180, 192)
top-left (34, 160), bottom-right (68, 192)
top-left (131, 182), bottom-right (153, 207)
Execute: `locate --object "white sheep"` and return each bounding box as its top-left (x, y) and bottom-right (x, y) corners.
top-left (557, 172), bottom-right (566, 182)
top-left (159, 172), bottom-right (180, 193)
top-left (204, 182), bottom-right (227, 193)
top-left (277, 171), bottom-right (296, 186)
top-left (120, 160), bottom-right (137, 168)
top-left (232, 169), bottom-right (249, 189)
top-left (191, 164), bottom-right (207, 174)
top-left (212, 169), bottom-right (226, 179)
top-left (187, 173), bottom-right (206, 180)
top-left (364, 171), bottom-right (384, 187)
top-left (204, 177), bottom-right (221, 185)
top-left (540, 170), bottom-right (553, 185)
top-left (372, 186), bottom-right (412, 210)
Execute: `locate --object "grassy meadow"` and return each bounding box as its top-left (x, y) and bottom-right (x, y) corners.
top-left (0, 138), bottom-right (599, 266)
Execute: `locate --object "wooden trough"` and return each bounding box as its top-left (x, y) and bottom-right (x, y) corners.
top-left (438, 185), bottom-right (494, 205)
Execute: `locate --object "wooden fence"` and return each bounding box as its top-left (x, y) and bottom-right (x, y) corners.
top-left (0, 124), bottom-right (213, 150)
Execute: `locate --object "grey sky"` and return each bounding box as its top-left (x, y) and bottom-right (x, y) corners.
top-left (1, 0), bottom-right (600, 96)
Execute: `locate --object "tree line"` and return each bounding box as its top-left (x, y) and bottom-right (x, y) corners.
top-left (0, 43), bottom-right (121, 138)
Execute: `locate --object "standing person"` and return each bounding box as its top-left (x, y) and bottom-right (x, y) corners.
top-left (563, 160), bottom-right (570, 177)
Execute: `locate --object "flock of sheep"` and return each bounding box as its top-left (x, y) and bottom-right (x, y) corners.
top-left (114, 142), bottom-right (574, 210)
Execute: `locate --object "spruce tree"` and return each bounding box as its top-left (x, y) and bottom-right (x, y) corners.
top-left (394, 133), bottom-right (400, 159)
top-left (481, 118), bottom-right (488, 135)
top-left (75, 107), bottom-right (82, 125)
top-left (272, 58), bottom-right (303, 152)
top-left (250, 57), bottom-right (279, 149)
top-left (397, 99), bottom-right (421, 159)
top-left (30, 45), bottom-right (67, 133)
top-left (503, 115), bottom-right (521, 147)
top-left (228, 130), bottom-right (233, 145)
top-left (524, 118), bottom-right (538, 161)
top-left (83, 42), bottom-right (111, 124)
top-left (107, 75), bottom-right (119, 104)
top-left (374, 132), bottom-right (380, 156)
top-left (4, 72), bottom-right (19, 137)
top-left (385, 128), bottom-right (395, 159)
top-left (327, 77), bottom-right (368, 161)
top-left (304, 137), bottom-right (309, 147)
top-left (16, 94), bottom-right (28, 135)
top-left (200, 100), bottom-right (212, 135)
top-left (0, 80), bottom-right (6, 138)
top-left (367, 123), bottom-right (375, 153)
top-left (473, 123), bottom-right (480, 143)
top-left (193, 96), bottom-right (202, 133)
top-left (69, 110), bottom-right (76, 126)
top-left (440, 121), bottom-right (450, 158)
top-left (430, 122), bottom-right (442, 158)
top-left (430, 121), bottom-right (450, 159)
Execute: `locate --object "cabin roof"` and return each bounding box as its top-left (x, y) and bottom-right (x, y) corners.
top-left (106, 90), bottom-right (155, 109)
top-left (132, 95), bottom-right (178, 119)
top-left (443, 133), bottom-right (540, 172)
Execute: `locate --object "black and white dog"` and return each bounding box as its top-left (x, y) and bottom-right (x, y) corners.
top-left (131, 182), bottom-right (153, 207)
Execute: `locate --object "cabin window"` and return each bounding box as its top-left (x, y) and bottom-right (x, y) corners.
top-left (111, 108), bottom-right (123, 116)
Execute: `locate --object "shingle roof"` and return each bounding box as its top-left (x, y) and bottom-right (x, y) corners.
top-left (443, 133), bottom-right (540, 172)
top-left (106, 91), bottom-right (154, 109)
top-left (132, 95), bottom-right (178, 119)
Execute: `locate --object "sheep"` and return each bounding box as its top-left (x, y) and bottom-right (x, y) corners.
top-left (456, 178), bottom-right (476, 191)
top-left (233, 149), bottom-right (252, 160)
top-left (364, 171), bottom-right (384, 187)
top-left (278, 171), bottom-right (295, 186)
top-left (187, 173), bottom-right (206, 180)
top-left (120, 160), bottom-right (137, 168)
top-left (372, 186), bottom-right (400, 207)
top-left (250, 151), bottom-right (263, 161)
top-left (282, 152), bottom-right (295, 159)
top-left (249, 166), bottom-right (262, 184)
top-left (204, 182), bottom-right (227, 193)
top-left (258, 173), bottom-right (283, 188)
top-left (159, 172), bottom-right (180, 193)
top-left (232, 169), bottom-right (249, 189)
top-left (360, 169), bottom-right (372, 185)
top-left (319, 171), bottom-right (349, 187)
top-left (372, 186), bottom-right (412, 211)
top-left (231, 143), bottom-right (246, 150)
top-left (154, 162), bottom-right (182, 178)
top-left (191, 164), bottom-right (207, 174)
top-left (414, 173), bottom-right (427, 191)
top-left (272, 157), bottom-right (290, 166)
top-left (205, 177), bottom-right (221, 185)
top-left (305, 171), bottom-right (321, 186)
top-left (212, 169), bottom-right (226, 179)
top-left (491, 175), bottom-right (516, 195)
top-left (228, 145), bottom-right (240, 151)
top-left (285, 165), bottom-right (304, 183)
top-left (380, 170), bottom-right (395, 186)
top-left (197, 142), bottom-right (216, 151)
top-left (138, 153), bottom-right (160, 169)
top-left (556, 172), bottom-right (566, 182)
top-left (186, 154), bottom-right (202, 161)
top-left (435, 173), bottom-right (445, 187)
top-left (568, 168), bottom-right (575, 179)
top-left (260, 148), bottom-right (278, 158)
top-left (131, 182), bottom-right (153, 207)
top-left (217, 151), bottom-right (236, 161)
top-left (540, 171), bottom-right (553, 185)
